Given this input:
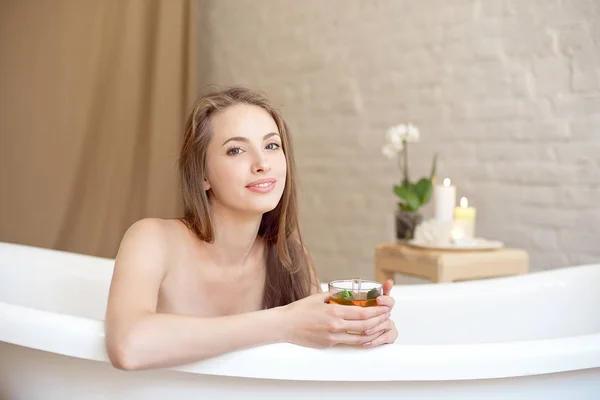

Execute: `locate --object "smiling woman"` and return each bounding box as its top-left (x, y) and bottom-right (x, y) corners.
top-left (203, 107), bottom-right (287, 216)
top-left (103, 86), bottom-right (398, 371)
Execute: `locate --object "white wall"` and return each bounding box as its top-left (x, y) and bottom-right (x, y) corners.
top-left (199, 0), bottom-right (600, 282)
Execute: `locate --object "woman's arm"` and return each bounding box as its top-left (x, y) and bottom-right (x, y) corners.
top-left (105, 220), bottom-right (391, 371)
top-left (104, 219), bottom-right (287, 371)
top-left (107, 306), bottom-right (287, 371)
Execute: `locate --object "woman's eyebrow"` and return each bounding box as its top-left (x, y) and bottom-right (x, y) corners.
top-left (222, 132), bottom-right (280, 146)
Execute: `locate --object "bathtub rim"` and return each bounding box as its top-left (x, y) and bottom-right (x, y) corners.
top-left (2, 241), bottom-right (600, 382)
top-left (2, 300), bottom-right (600, 382)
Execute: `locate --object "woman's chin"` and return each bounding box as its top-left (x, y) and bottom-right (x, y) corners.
top-left (243, 197), bottom-right (281, 215)
top-left (252, 202), bottom-right (280, 215)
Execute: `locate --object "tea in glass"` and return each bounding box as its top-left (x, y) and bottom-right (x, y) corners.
top-left (328, 279), bottom-right (383, 307)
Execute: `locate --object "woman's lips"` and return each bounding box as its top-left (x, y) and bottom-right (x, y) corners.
top-left (246, 178), bottom-right (276, 193)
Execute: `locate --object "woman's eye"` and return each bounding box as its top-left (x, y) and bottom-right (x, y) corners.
top-left (266, 142), bottom-right (281, 150)
top-left (227, 147), bottom-right (242, 155)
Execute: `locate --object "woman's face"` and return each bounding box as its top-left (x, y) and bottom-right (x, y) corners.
top-left (204, 103), bottom-right (287, 215)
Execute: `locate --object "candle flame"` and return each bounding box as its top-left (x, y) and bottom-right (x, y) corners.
top-left (443, 178), bottom-right (451, 187)
top-left (460, 197), bottom-right (468, 208)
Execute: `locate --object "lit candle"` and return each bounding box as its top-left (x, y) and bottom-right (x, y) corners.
top-left (454, 197), bottom-right (476, 238)
top-left (434, 178), bottom-right (456, 222)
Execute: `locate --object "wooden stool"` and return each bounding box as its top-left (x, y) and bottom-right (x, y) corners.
top-left (375, 243), bottom-right (530, 283)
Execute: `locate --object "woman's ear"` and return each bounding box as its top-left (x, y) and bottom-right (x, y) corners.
top-left (203, 178), bottom-right (211, 191)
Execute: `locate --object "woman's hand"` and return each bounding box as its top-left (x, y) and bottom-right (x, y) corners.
top-left (281, 291), bottom-right (391, 349)
top-left (362, 279), bottom-right (398, 347)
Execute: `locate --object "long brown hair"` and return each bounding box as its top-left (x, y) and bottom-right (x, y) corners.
top-left (178, 86), bottom-right (319, 309)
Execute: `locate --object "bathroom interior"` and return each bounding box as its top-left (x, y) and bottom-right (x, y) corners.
top-left (1, 0), bottom-right (599, 399)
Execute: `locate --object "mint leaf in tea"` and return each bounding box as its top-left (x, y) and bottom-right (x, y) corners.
top-left (365, 299), bottom-right (377, 307)
top-left (367, 288), bottom-right (380, 299)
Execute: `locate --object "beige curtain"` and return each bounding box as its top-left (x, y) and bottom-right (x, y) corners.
top-left (0, 0), bottom-right (198, 258)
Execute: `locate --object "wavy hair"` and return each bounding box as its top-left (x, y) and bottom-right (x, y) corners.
top-left (178, 86), bottom-right (318, 308)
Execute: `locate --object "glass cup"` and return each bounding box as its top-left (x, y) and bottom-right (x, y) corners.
top-left (328, 279), bottom-right (383, 307)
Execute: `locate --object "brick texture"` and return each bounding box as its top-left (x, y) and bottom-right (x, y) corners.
top-left (199, 0), bottom-right (600, 283)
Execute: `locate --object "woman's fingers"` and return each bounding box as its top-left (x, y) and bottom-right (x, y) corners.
top-left (364, 317), bottom-right (393, 336)
top-left (337, 311), bottom-right (390, 334)
top-left (376, 295), bottom-right (395, 308)
top-left (330, 329), bottom-right (386, 346)
top-left (383, 279), bottom-right (394, 296)
top-left (324, 305), bottom-right (397, 347)
top-left (363, 320), bottom-right (397, 348)
top-left (333, 304), bottom-right (389, 320)
top-left (329, 318), bottom-right (395, 346)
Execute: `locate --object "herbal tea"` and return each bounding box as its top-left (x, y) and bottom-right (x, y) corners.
top-left (328, 279), bottom-right (383, 307)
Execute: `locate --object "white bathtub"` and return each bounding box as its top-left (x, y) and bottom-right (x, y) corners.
top-left (1, 241), bottom-right (599, 399)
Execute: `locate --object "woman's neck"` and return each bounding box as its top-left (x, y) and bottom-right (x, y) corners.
top-left (203, 203), bottom-right (264, 268)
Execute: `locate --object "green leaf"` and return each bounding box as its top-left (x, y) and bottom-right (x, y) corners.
top-left (365, 299), bottom-right (377, 307)
top-left (430, 153), bottom-right (438, 180)
top-left (338, 290), bottom-right (354, 300)
top-left (367, 288), bottom-right (381, 299)
top-left (415, 178), bottom-right (433, 205)
top-left (394, 185), bottom-right (419, 211)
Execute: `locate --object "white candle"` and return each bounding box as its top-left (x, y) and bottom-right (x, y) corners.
top-left (434, 178), bottom-right (456, 222)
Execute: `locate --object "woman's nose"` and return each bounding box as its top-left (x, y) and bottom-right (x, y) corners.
top-left (252, 153), bottom-right (271, 174)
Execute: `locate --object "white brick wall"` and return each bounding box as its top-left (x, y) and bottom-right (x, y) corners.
top-left (200, 0), bottom-right (600, 282)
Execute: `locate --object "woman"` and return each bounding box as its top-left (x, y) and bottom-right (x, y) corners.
top-left (104, 86), bottom-right (398, 371)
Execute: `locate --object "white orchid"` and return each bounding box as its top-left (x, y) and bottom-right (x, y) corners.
top-left (393, 123), bottom-right (420, 143)
top-left (381, 143), bottom-right (398, 159)
top-left (386, 126), bottom-right (405, 151)
top-left (406, 123), bottom-right (420, 142)
top-left (381, 123), bottom-right (420, 159)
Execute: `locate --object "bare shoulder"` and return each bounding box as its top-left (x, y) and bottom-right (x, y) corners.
top-left (107, 218), bottom-right (183, 317)
top-left (112, 218), bottom-right (184, 282)
top-left (120, 217), bottom-right (176, 244)
top-left (117, 218), bottom-right (172, 259)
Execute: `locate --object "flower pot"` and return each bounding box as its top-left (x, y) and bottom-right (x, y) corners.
top-left (395, 209), bottom-right (423, 241)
